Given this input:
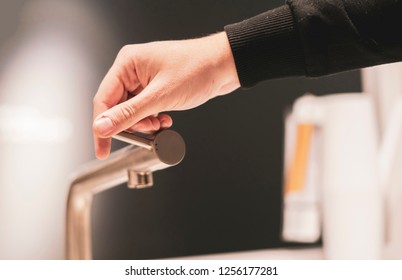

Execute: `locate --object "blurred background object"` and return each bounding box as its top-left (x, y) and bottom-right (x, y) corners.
top-left (283, 93), bottom-right (383, 259)
top-left (362, 64), bottom-right (402, 259)
top-left (0, 0), bottom-right (362, 259)
top-left (0, 0), bottom-right (113, 259)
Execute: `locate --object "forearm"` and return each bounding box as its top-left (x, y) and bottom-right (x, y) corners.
top-left (225, 0), bottom-right (402, 87)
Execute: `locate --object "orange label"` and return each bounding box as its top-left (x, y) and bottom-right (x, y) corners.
top-left (285, 124), bottom-right (314, 193)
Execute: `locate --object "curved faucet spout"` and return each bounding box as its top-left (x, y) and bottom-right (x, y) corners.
top-left (66, 130), bottom-right (185, 260)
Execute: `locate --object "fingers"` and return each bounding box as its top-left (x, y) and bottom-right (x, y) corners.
top-left (158, 114), bottom-right (173, 129)
top-left (94, 137), bottom-right (112, 160)
top-left (127, 114), bottom-right (173, 132)
top-left (93, 80), bottom-right (172, 159)
top-left (93, 75), bottom-right (124, 160)
top-left (93, 59), bottom-right (140, 159)
top-left (93, 92), bottom-right (151, 137)
top-left (94, 114), bottom-right (172, 159)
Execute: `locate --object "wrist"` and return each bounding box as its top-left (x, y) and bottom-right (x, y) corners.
top-left (206, 32), bottom-right (240, 95)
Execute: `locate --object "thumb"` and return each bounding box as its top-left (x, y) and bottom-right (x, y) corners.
top-left (93, 89), bottom-right (160, 138)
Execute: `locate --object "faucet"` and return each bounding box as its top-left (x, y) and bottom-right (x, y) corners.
top-left (66, 130), bottom-right (185, 260)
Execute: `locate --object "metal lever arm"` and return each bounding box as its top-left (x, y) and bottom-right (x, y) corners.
top-left (112, 131), bottom-right (154, 150)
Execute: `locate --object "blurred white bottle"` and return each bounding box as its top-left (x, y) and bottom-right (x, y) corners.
top-left (285, 93), bottom-right (383, 259)
top-left (319, 94), bottom-right (382, 259)
top-left (363, 63), bottom-right (402, 259)
top-left (282, 97), bottom-right (322, 243)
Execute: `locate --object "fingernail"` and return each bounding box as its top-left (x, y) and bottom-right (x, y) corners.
top-left (94, 117), bottom-right (114, 136)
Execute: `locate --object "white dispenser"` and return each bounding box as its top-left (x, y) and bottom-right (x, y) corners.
top-left (283, 93), bottom-right (383, 259)
top-left (282, 99), bottom-right (321, 243)
top-left (363, 63), bottom-right (402, 259)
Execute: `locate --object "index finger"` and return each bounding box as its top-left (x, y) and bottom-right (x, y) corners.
top-left (93, 63), bottom-right (140, 159)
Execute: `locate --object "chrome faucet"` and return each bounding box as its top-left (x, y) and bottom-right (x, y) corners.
top-left (66, 130), bottom-right (185, 260)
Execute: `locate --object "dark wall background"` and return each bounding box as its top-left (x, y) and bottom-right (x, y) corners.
top-left (90, 0), bottom-right (361, 259)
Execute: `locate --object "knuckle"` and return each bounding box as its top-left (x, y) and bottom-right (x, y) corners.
top-left (117, 45), bottom-right (132, 60)
top-left (119, 105), bottom-right (136, 122)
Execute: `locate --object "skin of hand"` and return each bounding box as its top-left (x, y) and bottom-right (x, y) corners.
top-left (92, 32), bottom-right (240, 159)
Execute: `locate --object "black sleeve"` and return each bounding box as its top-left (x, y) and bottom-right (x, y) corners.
top-left (224, 0), bottom-right (402, 87)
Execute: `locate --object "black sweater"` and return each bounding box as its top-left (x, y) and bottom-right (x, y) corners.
top-left (224, 0), bottom-right (402, 87)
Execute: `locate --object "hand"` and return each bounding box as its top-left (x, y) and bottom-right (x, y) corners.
top-left (93, 32), bottom-right (240, 159)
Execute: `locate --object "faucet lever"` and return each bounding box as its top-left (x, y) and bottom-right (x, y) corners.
top-left (112, 131), bottom-right (153, 150)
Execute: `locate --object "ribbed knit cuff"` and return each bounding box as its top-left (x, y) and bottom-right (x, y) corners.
top-left (224, 5), bottom-right (306, 87)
